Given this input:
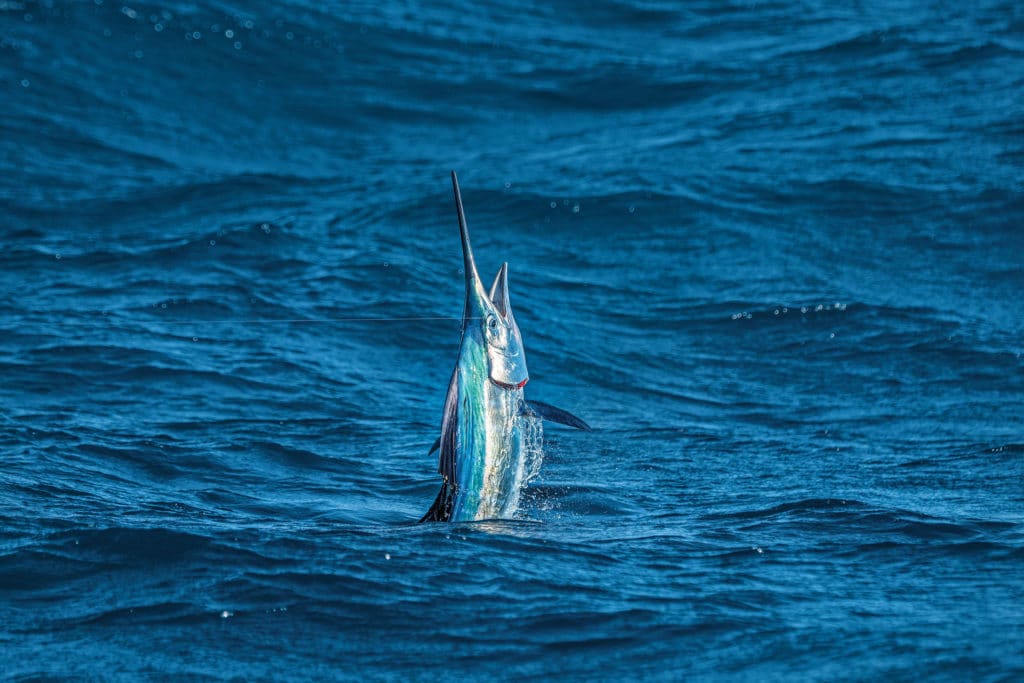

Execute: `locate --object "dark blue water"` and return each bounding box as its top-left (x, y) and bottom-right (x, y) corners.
top-left (3, 0), bottom-right (1023, 679)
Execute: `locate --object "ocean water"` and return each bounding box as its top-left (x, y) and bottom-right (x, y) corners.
top-left (2, 0), bottom-right (1023, 679)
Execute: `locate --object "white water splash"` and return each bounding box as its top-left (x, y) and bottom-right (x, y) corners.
top-left (507, 414), bottom-right (544, 519)
top-left (520, 415), bottom-right (544, 488)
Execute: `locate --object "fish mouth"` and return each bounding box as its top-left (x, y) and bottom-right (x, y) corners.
top-left (490, 377), bottom-right (528, 391)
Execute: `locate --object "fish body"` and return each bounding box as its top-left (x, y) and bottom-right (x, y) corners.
top-left (449, 358), bottom-right (530, 521)
top-left (421, 172), bottom-right (588, 523)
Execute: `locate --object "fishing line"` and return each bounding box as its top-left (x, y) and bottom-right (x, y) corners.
top-left (17, 316), bottom-right (477, 326)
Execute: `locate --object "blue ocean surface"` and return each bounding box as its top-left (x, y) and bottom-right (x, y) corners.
top-left (2, 0), bottom-right (1023, 679)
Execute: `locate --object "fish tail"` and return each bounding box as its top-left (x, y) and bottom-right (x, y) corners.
top-left (419, 483), bottom-right (453, 523)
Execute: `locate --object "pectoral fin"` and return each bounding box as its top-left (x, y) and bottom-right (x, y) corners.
top-left (525, 400), bottom-right (592, 431)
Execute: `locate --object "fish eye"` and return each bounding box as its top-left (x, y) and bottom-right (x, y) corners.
top-left (484, 314), bottom-right (505, 345)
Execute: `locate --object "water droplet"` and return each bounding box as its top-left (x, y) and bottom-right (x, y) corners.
top-left (225, 29), bottom-right (234, 38)
top-left (572, 204), bottom-right (580, 213)
top-left (192, 337), bottom-right (198, 342)
top-left (628, 205), bottom-right (635, 213)
top-left (54, 253), bottom-right (61, 260)
top-left (285, 31), bottom-right (294, 40)
top-left (154, 22), bottom-right (163, 32)
top-left (133, 49), bottom-right (143, 58)
top-left (209, 239), bottom-right (216, 246)
top-left (192, 30), bottom-right (201, 39)
top-left (233, 41), bottom-right (242, 49)
top-left (220, 610), bottom-right (233, 618)
top-left (549, 201), bottom-right (556, 208)
top-left (384, 553), bottom-right (391, 560)
top-left (20, 79), bottom-right (29, 87)
top-left (504, 181), bottom-right (511, 189)
top-left (829, 332), bottom-right (835, 339)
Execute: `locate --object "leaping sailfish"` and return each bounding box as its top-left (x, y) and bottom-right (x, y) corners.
top-left (420, 171), bottom-right (590, 523)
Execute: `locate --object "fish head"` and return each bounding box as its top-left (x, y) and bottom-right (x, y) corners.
top-left (483, 262), bottom-right (528, 389)
top-left (451, 171), bottom-right (530, 390)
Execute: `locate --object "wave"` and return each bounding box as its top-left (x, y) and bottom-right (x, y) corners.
top-left (3, 0), bottom-right (1023, 677)
top-left (699, 498), bottom-right (1021, 549)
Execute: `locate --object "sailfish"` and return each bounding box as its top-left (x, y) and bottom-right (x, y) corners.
top-left (420, 171), bottom-right (590, 523)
